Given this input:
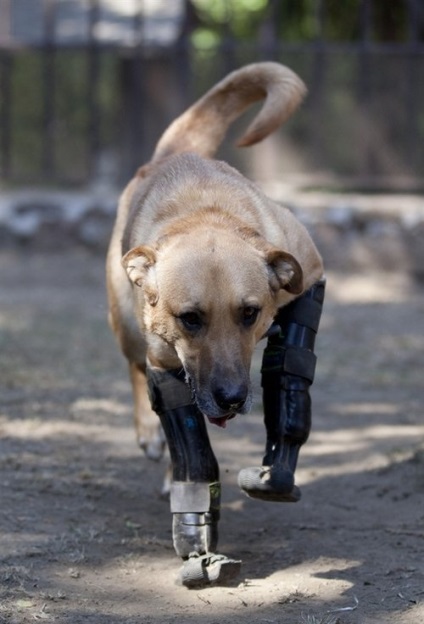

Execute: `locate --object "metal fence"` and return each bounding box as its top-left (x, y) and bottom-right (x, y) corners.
top-left (0, 0), bottom-right (423, 188)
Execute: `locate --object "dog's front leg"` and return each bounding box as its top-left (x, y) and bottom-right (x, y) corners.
top-left (238, 278), bottom-right (326, 501)
top-left (147, 366), bottom-right (241, 587)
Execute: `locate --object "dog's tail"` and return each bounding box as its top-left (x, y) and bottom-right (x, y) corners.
top-left (151, 62), bottom-right (306, 162)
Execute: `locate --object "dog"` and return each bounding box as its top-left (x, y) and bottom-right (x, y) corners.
top-left (106, 63), bottom-right (324, 583)
top-left (107, 61), bottom-right (323, 452)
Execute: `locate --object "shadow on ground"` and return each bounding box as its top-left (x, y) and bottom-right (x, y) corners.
top-left (1, 248), bottom-right (423, 624)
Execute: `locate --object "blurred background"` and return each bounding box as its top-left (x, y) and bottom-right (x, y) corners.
top-left (0, 0), bottom-right (423, 269)
top-left (1, 0), bottom-right (423, 187)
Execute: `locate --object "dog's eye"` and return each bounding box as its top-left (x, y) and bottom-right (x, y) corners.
top-left (178, 311), bottom-right (203, 331)
top-left (241, 306), bottom-right (260, 327)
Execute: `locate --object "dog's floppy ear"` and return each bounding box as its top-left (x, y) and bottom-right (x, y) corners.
top-left (266, 248), bottom-right (303, 294)
top-left (122, 245), bottom-right (156, 286)
top-left (122, 246), bottom-right (158, 304)
top-left (241, 230), bottom-right (304, 295)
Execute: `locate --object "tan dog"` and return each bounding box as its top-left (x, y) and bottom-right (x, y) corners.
top-left (107, 62), bottom-right (323, 459)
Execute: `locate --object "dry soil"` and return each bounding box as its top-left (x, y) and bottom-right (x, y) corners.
top-left (0, 248), bottom-right (423, 624)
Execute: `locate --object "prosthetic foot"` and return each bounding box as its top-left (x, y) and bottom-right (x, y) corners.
top-left (148, 367), bottom-right (241, 587)
top-left (238, 278), bottom-right (325, 502)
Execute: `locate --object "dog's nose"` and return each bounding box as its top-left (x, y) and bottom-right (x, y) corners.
top-left (214, 384), bottom-right (248, 412)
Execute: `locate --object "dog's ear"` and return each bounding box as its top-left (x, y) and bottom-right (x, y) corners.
top-left (122, 245), bottom-right (156, 286)
top-left (266, 248), bottom-right (303, 294)
top-left (122, 246), bottom-right (158, 304)
top-left (242, 232), bottom-right (304, 295)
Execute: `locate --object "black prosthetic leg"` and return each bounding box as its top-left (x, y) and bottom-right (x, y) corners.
top-left (238, 278), bottom-right (325, 502)
top-left (147, 367), bottom-right (241, 587)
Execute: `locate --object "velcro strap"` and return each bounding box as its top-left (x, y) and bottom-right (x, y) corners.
top-left (261, 347), bottom-right (284, 374)
top-left (147, 367), bottom-right (194, 413)
top-left (279, 296), bottom-right (323, 332)
top-left (283, 346), bottom-right (316, 382)
top-left (261, 346), bottom-right (316, 383)
top-left (276, 278), bottom-right (325, 331)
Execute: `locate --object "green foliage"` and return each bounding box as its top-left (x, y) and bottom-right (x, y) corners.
top-left (191, 0), bottom-right (268, 40)
top-left (190, 0), bottom-right (414, 47)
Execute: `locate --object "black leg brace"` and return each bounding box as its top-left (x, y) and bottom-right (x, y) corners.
top-left (238, 278), bottom-right (325, 502)
top-left (147, 367), bottom-right (241, 586)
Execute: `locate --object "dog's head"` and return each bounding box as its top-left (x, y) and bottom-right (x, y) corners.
top-left (123, 227), bottom-right (302, 427)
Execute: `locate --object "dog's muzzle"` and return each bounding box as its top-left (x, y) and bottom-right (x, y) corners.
top-left (203, 383), bottom-right (247, 427)
top-left (213, 382), bottom-right (248, 411)
top-left (184, 370), bottom-right (250, 427)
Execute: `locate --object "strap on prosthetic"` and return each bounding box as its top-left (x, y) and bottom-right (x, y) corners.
top-left (147, 366), bottom-right (240, 586)
top-left (147, 367), bottom-right (219, 483)
top-left (262, 281), bottom-right (324, 463)
top-left (238, 278), bottom-right (326, 503)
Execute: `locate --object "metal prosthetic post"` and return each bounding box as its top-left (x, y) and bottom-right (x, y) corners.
top-left (238, 278), bottom-right (325, 502)
top-left (147, 367), bottom-right (241, 586)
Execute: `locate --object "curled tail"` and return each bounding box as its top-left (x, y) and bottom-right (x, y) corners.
top-left (152, 62), bottom-right (306, 163)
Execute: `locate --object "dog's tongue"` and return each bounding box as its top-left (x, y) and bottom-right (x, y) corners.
top-left (207, 414), bottom-right (236, 428)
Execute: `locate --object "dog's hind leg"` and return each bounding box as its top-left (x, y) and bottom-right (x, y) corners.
top-left (147, 367), bottom-right (241, 587)
top-left (238, 278), bottom-right (325, 502)
top-left (129, 362), bottom-right (166, 461)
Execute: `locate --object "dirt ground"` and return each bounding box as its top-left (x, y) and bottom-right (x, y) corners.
top-left (0, 246), bottom-right (423, 624)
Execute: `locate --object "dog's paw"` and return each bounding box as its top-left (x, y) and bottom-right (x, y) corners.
top-left (159, 464), bottom-right (172, 499)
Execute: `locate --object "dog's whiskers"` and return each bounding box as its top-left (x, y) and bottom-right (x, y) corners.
top-left (183, 369), bottom-right (197, 401)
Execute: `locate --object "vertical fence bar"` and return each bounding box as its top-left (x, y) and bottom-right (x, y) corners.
top-left (128, 0), bottom-right (145, 175)
top-left (174, 0), bottom-right (195, 106)
top-left (406, 0), bottom-right (420, 173)
top-left (258, 0), bottom-right (279, 60)
top-left (357, 0), bottom-right (374, 177)
top-left (42, 0), bottom-right (56, 178)
top-left (308, 0), bottom-right (326, 163)
top-left (0, 0), bottom-right (12, 180)
top-left (220, 2), bottom-right (236, 74)
top-left (87, 0), bottom-right (101, 181)
top-left (0, 51), bottom-right (12, 179)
